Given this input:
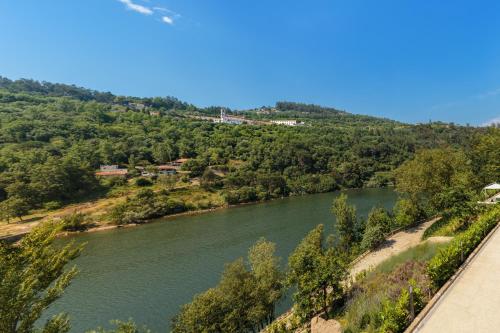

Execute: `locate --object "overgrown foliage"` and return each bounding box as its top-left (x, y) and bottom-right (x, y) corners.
top-left (0, 222), bottom-right (82, 333)
top-left (110, 189), bottom-right (187, 225)
top-left (342, 247), bottom-right (437, 333)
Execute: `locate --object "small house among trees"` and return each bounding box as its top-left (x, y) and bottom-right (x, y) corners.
top-left (95, 165), bottom-right (128, 177)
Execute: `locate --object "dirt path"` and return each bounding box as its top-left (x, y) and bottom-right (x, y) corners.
top-left (350, 217), bottom-right (441, 278)
top-left (0, 196), bottom-right (123, 240)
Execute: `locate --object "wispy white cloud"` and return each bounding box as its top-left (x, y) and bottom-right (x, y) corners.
top-left (117, 1), bottom-right (182, 26)
top-left (118, 0), bottom-right (153, 15)
top-left (153, 6), bottom-right (168, 12)
top-left (161, 16), bottom-right (174, 25)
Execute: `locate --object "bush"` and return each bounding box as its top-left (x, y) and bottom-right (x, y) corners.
top-left (361, 223), bottom-right (385, 251)
top-left (361, 207), bottom-right (393, 250)
top-left (200, 168), bottom-right (223, 190)
top-left (422, 215), bottom-right (470, 239)
top-left (393, 198), bottom-right (424, 228)
top-left (427, 206), bottom-right (500, 288)
top-left (109, 191), bottom-right (188, 225)
top-left (378, 281), bottom-right (424, 333)
top-left (44, 201), bottom-right (63, 211)
top-left (223, 186), bottom-right (258, 204)
top-left (135, 177), bottom-right (153, 187)
top-left (101, 176), bottom-right (127, 188)
top-left (61, 212), bottom-right (89, 231)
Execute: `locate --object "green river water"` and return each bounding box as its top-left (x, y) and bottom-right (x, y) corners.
top-left (42, 188), bottom-right (396, 332)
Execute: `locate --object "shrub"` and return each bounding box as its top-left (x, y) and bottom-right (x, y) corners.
top-left (109, 191), bottom-right (188, 225)
top-left (361, 223), bottom-right (385, 251)
top-left (200, 168), bottom-right (222, 190)
top-left (101, 176), bottom-right (127, 187)
top-left (393, 198), bottom-right (424, 228)
top-left (361, 207), bottom-right (393, 250)
top-left (44, 201), bottom-right (63, 210)
top-left (135, 177), bottom-right (153, 187)
top-left (378, 281), bottom-right (424, 333)
top-left (61, 212), bottom-right (89, 231)
top-left (422, 215), bottom-right (470, 239)
top-left (427, 206), bottom-right (500, 288)
top-left (223, 186), bottom-right (258, 204)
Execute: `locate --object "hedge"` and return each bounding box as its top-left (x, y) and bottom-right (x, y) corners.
top-left (427, 206), bottom-right (500, 287)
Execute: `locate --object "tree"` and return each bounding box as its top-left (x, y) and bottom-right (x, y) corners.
top-left (172, 239), bottom-right (284, 333)
top-left (217, 259), bottom-right (257, 332)
top-left (0, 222), bottom-right (83, 332)
top-left (393, 198), bottom-right (422, 228)
top-left (287, 225), bottom-right (348, 321)
top-left (0, 196), bottom-right (30, 222)
top-left (248, 238), bottom-right (283, 327)
top-left (152, 142), bottom-right (174, 164)
top-left (394, 148), bottom-right (473, 215)
top-left (172, 288), bottom-right (226, 333)
top-left (361, 207), bottom-right (392, 250)
top-left (469, 129), bottom-right (500, 187)
top-left (331, 193), bottom-right (359, 251)
top-left (200, 168), bottom-right (221, 190)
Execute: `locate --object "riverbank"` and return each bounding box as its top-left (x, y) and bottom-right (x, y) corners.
top-left (0, 199), bottom-right (229, 241)
top-left (0, 188), bottom-right (358, 241)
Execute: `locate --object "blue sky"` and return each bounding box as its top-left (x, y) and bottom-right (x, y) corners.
top-left (1, 0), bottom-right (499, 125)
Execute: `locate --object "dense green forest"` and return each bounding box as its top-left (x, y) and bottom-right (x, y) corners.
top-left (0, 76), bottom-right (486, 220)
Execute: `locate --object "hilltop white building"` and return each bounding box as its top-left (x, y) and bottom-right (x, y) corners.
top-left (270, 119), bottom-right (304, 126)
top-left (213, 109), bottom-right (244, 124)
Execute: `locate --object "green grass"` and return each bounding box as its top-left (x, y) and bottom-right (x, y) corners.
top-left (368, 241), bottom-right (450, 276)
top-left (423, 216), bottom-right (469, 239)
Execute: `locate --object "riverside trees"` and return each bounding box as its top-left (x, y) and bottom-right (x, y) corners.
top-left (287, 225), bottom-right (348, 321)
top-left (0, 222), bottom-right (82, 333)
top-left (172, 238), bottom-right (283, 333)
top-left (332, 194), bottom-right (360, 251)
top-left (394, 148), bottom-right (474, 217)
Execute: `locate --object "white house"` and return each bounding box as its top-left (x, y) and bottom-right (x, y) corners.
top-left (270, 119), bottom-right (304, 126)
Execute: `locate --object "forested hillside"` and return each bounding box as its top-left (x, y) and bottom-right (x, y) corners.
top-left (0, 77), bottom-right (485, 221)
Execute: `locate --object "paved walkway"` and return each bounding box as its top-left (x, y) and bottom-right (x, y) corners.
top-left (414, 223), bottom-right (500, 333)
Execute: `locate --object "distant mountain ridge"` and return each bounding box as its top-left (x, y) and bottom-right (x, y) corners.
top-left (0, 76), bottom-right (396, 124)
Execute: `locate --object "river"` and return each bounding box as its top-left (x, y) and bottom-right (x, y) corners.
top-left (42, 188), bottom-right (397, 332)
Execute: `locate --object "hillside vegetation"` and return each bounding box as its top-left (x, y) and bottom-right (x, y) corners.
top-left (0, 77), bottom-right (485, 225)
